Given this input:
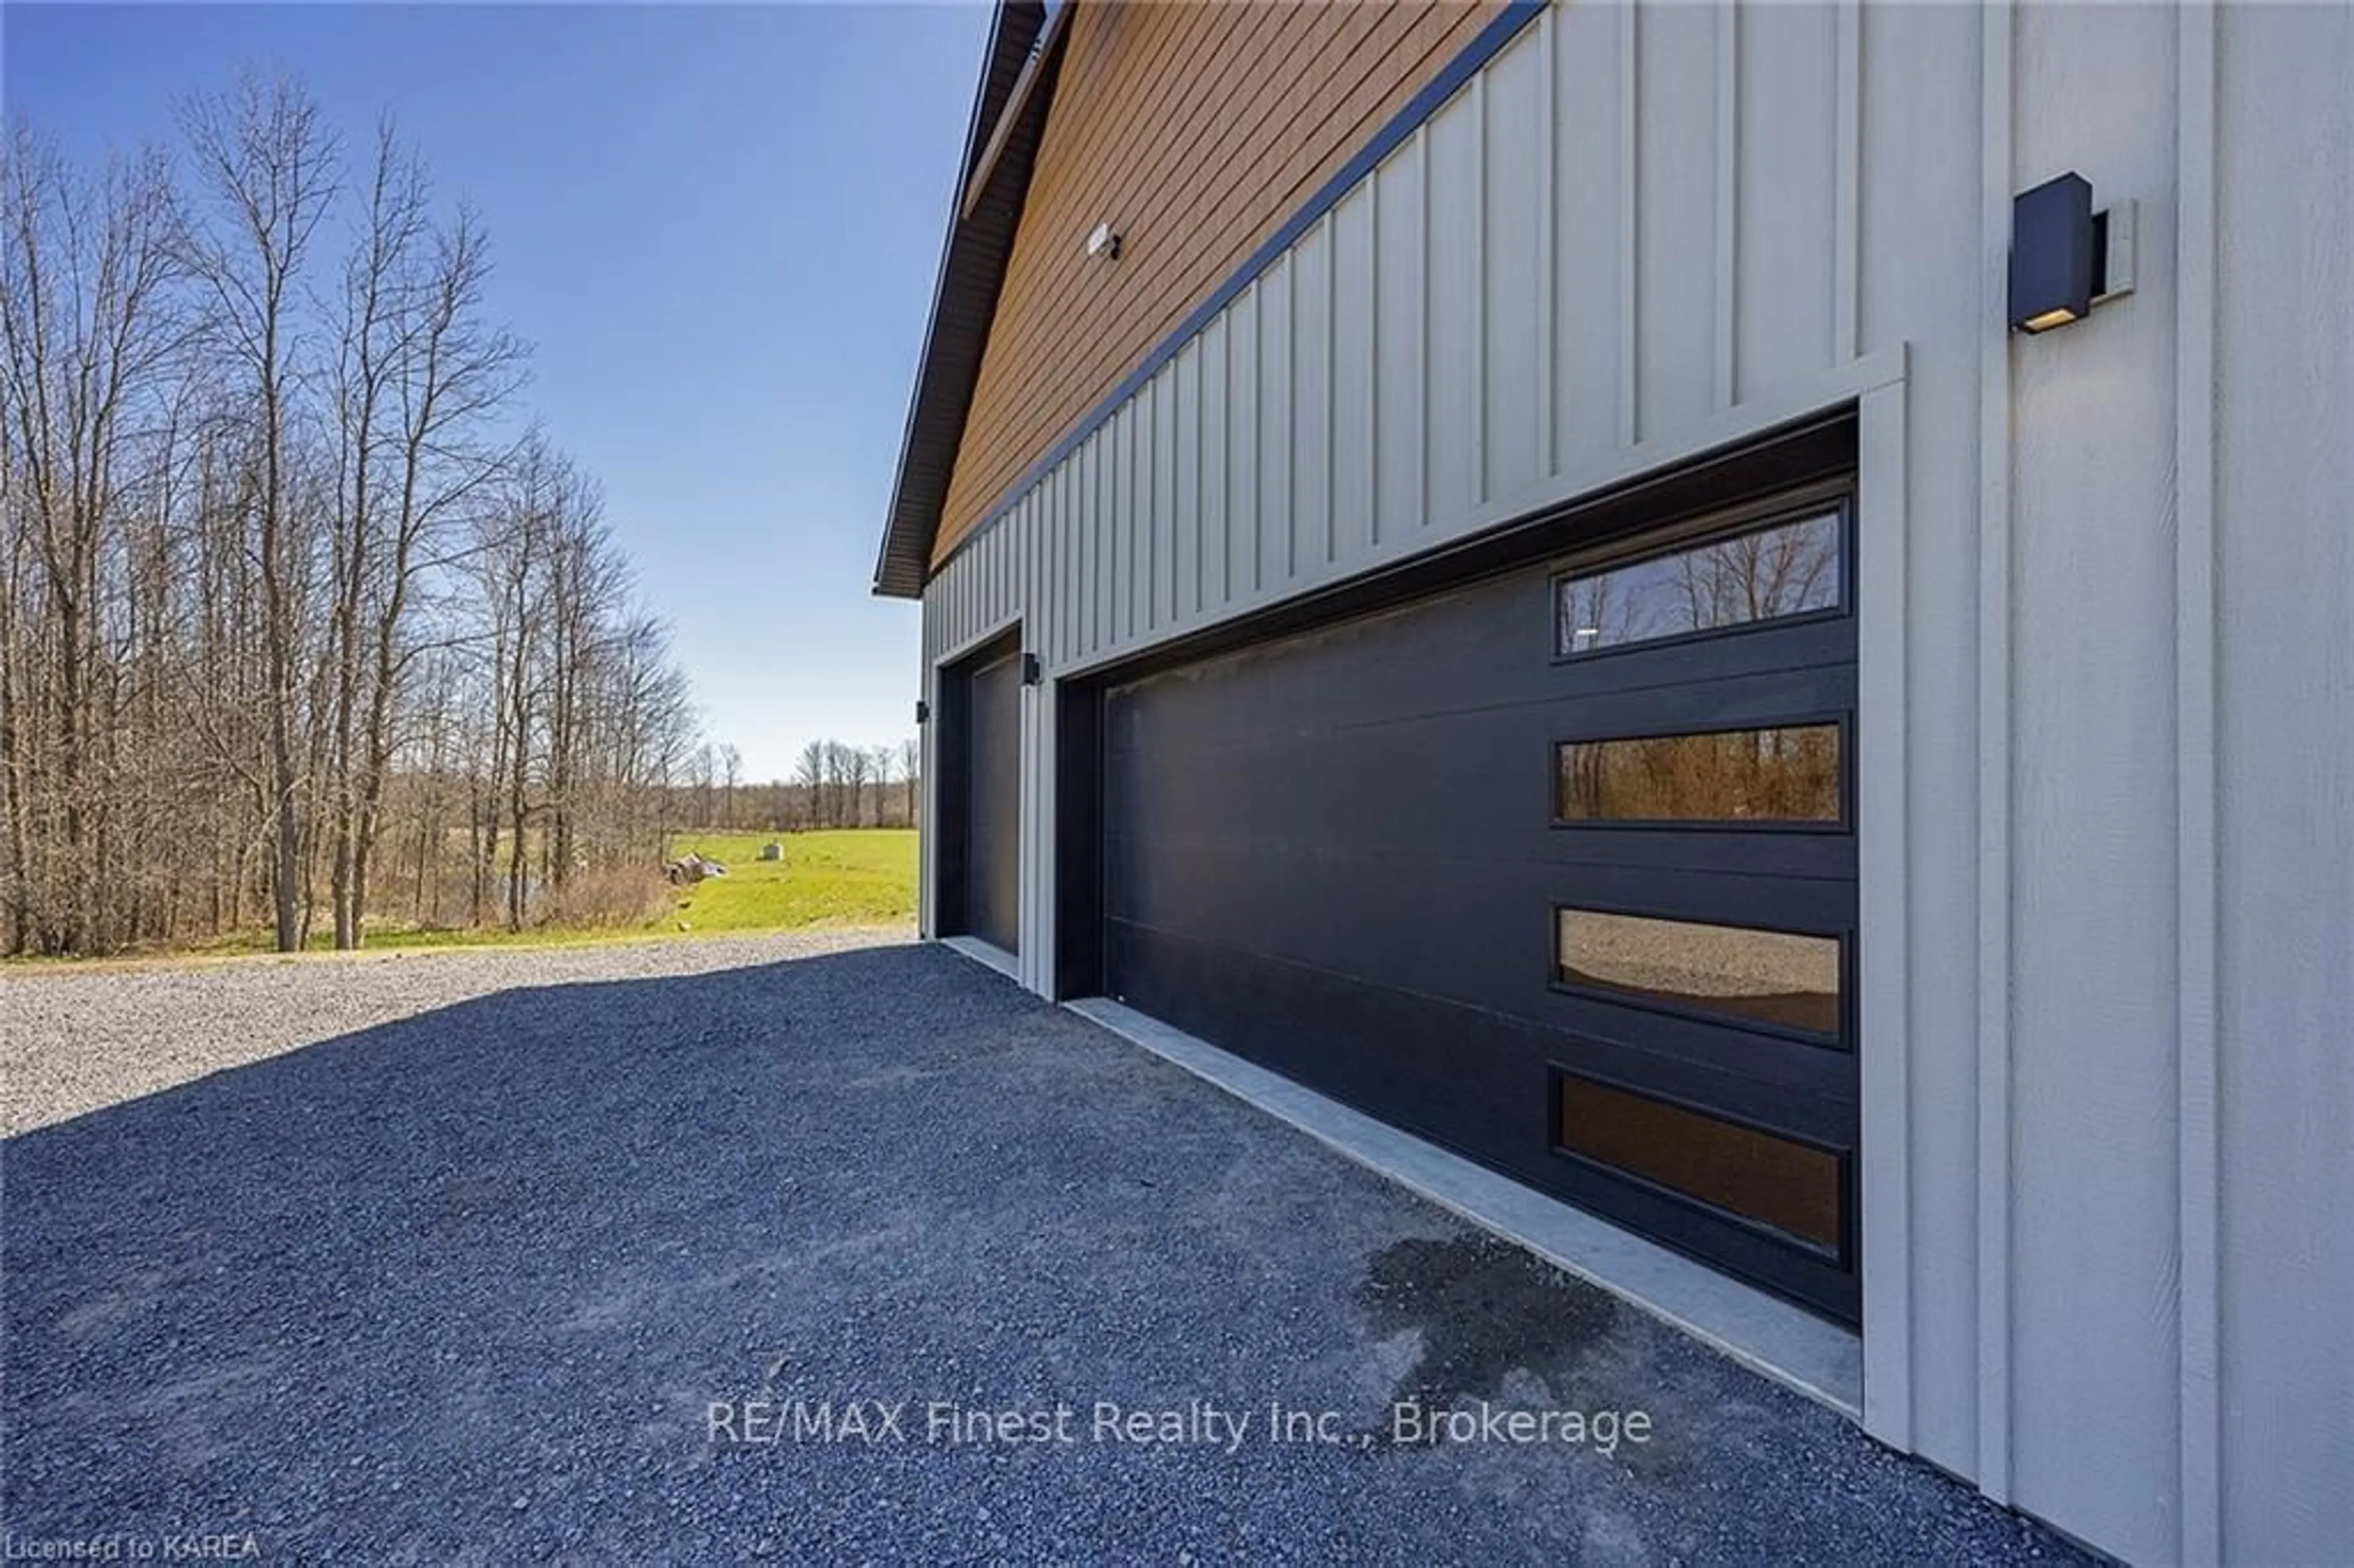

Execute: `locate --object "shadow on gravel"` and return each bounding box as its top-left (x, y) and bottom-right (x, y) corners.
top-left (4, 943), bottom-right (2090, 1564)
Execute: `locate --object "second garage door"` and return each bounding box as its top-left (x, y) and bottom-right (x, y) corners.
top-left (1101, 492), bottom-right (1861, 1322)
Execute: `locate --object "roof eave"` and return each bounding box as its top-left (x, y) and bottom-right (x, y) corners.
top-left (872, 1), bottom-right (1063, 600)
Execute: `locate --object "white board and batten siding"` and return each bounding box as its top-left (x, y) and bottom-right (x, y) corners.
top-left (917, 4), bottom-right (2354, 1563)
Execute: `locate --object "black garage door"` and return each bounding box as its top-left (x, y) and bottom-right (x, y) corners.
top-left (945, 640), bottom-right (1023, 954)
top-left (1101, 493), bottom-right (1859, 1322)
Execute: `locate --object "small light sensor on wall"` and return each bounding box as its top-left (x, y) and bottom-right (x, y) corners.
top-left (1085, 221), bottom-right (1122, 262)
top-left (2009, 172), bottom-right (2136, 335)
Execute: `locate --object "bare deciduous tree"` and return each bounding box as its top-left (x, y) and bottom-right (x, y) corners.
top-left (1, 83), bottom-right (703, 957)
top-left (179, 74), bottom-right (341, 951)
top-left (1, 126), bottom-right (185, 952)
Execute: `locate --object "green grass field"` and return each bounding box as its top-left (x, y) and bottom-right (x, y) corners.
top-left (661, 829), bottom-right (917, 934)
top-left (90, 829), bottom-right (919, 962)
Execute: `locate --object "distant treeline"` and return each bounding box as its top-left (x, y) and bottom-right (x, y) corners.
top-left (666, 739), bottom-right (921, 834)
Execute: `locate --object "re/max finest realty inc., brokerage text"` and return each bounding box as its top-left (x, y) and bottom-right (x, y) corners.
top-left (707, 1396), bottom-right (1656, 1456)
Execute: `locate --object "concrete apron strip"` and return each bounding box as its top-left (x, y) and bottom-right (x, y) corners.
top-left (940, 934), bottom-right (1019, 980)
top-left (1061, 991), bottom-right (1864, 1418)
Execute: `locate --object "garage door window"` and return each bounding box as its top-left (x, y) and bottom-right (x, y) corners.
top-left (1556, 509), bottom-right (1842, 656)
top-left (1555, 908), bottom-right (1842, 1039)
top-left (1555, 1073), bottom-right (1846, 1258)
top-left (1555, 723), bottom-right (1842, 824)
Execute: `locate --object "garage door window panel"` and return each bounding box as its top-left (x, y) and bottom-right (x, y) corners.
top-left (1553, 1071), bottom-right (1849, 1261)
top-left (1554, 908), bottom-right (1845, 1041)
top-left (1555, 721), bottom-right (1845, 826)
top-left (1556, 508), bottom-right (1845, 658)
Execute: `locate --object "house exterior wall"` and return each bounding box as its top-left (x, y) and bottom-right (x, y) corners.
top-left (913, 4), bottom-right (2354, 1562)
top-left (2207, 6), bottom-right (2353, 1559)
top-left (933, 0), bottom-right (1503, 564)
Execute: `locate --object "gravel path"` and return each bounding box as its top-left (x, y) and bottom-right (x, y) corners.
top-left (3, 935), bottom-right (2089, 1564)
top-left (0, 927), bottom-right (909, 1137)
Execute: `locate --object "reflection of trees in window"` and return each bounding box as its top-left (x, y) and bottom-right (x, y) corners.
top-left (1559, 725), bottom-right (1840, 822)
top-left (1558, 511), bottom-right (1841, 655)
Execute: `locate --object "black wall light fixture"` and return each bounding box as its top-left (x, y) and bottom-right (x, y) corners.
top-left (2010, 172), bottom-right (2136, 334)
top-left (915, 698), bottom-right (931, 725)
top-left (1021, 652), bottom-right (1042, 687)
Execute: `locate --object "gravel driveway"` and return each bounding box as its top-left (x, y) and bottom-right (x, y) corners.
top-left (4, 934), bottom-right (2086, 1563)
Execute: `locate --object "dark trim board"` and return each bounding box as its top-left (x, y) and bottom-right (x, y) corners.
top-left (962, 1), bottom-right (1077, 222)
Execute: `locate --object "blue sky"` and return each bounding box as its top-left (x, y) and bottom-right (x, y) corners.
top-left (3, 1), bottom-right (994, 781)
